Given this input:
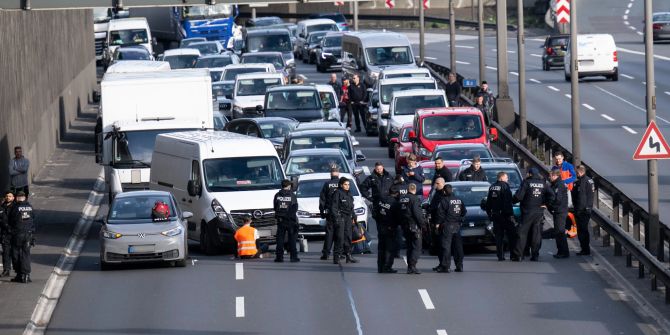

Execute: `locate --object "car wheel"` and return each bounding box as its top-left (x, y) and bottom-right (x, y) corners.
top-left (100, 260), bottom-right (113, 271)
top-left (174, 258), bottom-right (187, 267)
top-left (564, 73), bottom-right (571, 82)
top-left (365, 126), bottom-right (375, 136)
top-left (200, 222), bottom-right (215, 255)
top-left (378, 130), bottom-right (388, 147)
top-left (542, 61), bottom-right (549, 71)
top-left (387, 145), bottom-right (394, 158)
top-left (611, 67), bottom-right (619, 81)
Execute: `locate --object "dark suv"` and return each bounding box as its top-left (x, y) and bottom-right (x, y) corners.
top-left (541, 34), bottom-right (569, 71)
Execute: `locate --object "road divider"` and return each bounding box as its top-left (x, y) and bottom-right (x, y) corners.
top-left (418, 289), bottom-right (435, 310)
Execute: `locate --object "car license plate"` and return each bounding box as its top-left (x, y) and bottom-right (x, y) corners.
top-left (258, 229), bottom-right (271, 237)
top-left (337, 59), bottom-right (342, 63)
top-left (461, 228), bottom-right (486, 237)
top-left (128, 245), bottom-right (155, 253)
top-left (578, 60), bottom-right (594, 66)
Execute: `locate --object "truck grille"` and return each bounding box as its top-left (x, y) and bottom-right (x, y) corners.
top-left (231, 209), bottom-right (276, 228)
top-left (95, 36), bottom-right (106, 56)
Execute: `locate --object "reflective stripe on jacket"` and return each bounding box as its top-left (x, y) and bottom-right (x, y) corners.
top-left (234, 225), bottom-right (258, 256)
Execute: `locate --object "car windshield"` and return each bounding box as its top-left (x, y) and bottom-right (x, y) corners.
top-left (451, 184), bottom-right (491, 207)
top-left (319, 91), bottom-right (337, 109)
top-left (381, 82), bottom-right (435, 104)
top-left (213, 114), bottom-right (226, 130)
top-left (259, 120), bottom-right (298, 138)
top-left (195, 56), bottom-right (234, 68)
top-left (204, 156), bottom-right (283, 191)
top-left (223, 67), bottom-right (267, 81)
top-left (366, 46), bottom-right (413, 66)
top-left (267, 90), bottom-right (320, 110)
top-left (384, 72), bottom-right (430, 79)
top-left (113, 129), bottom-right (194, 167)
top-left (297, 179), bottom-right (359, 198)
top-left (180, 38), bottom-right (206, 48)
top-left (184, 4), bottom-right (231, 18)
top-left (653, 13), bottom-right (670, 22)
top-left (482, 168), bottom-right (522, 190)
top-left (400, 127), bottom-right (413, 142)
top-left (210, 70), bottom-right (223, 82)
top-left (548, 37), bottom-right (568, 47)
top-left (394, 95), bottom-right (446, 115)
top-left (109, 29), bottom-right (148, 46)
top-left (236, 78), bottom-right (282, 96)
top-left (241, 54), bottom-right (285, 69)
top-left (433, 147), bottom-right (492, 162)
top-left (286, 154), bottom-right (350, 176)
top-left (247, 34), bottom-right (292, 53)
top-left (117, 49), bottom-right (150, 60)
top-left (212, 82), bottom-right (234, 98)
top-left (307, 24), bottom-right (338, 34)
top-left (309, 32), bottom-right (327, 44)
top-left (323, 36), bottom-right (342, 47)
top-left (289, 136), bottom-right (351, 159)
top-left (192, 43), bottom-right (219, 55)
top-left (109, 195), bottom-right (176, 222)
top-left (422, 114), bottom-right (484, 141)
top-left (164, 55), bottom-right (198, 69)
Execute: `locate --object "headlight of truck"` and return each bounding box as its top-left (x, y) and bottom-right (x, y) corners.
top-left (354, 207), bottom-right (366, 216)
top-left (161, 227), bottom-right (183, 237)
top-left (102, 230), bottom-right (122, 239)
top-left (297, 210), bottom-right (312, 218)
top-left (211, 199), bottom-right (231, 222)
top-left (418, 146), bottom-right (431, 158)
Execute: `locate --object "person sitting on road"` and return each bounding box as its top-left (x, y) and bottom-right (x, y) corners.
top-left (234, 216), bottom-right (262, 259)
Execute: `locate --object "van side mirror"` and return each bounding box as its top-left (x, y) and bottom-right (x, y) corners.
top-left (372, 100), bottom-right (379, 108)
top-left (183, 211), bottom-right (194, 220)
top-left (187, 180), bottom-right (200, 197)
top-left (408, 130), bottom-right (417, 140)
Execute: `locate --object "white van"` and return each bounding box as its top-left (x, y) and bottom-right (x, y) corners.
top-left (383, 89), bottom-right (448, 152)
top-left (232, 72), bottom-right (285, 119)
top-left (105, 18), bottom-right (155, 59)
top-left (105, 60), bottom-right (171, 74)
top-left (150, 131), bottom-right (286, 254)
top-left (564, 34), bottom-right (619, 81)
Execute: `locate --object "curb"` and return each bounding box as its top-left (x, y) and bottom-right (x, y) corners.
top-left (23, 169), bottom-right (105, 335)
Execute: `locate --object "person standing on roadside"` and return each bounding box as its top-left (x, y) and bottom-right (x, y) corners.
top-left (552, 151), bottom-right (576, 207)
top-left (319, 167), bottom-right (340, 260)
top-left (360, 162), bottom-right (394, 225)
top-left (340, 78), bottom-right (352, 129)
top-left (273, 180), bottom-right (300, 263)
top-left (513, 168), bottom-right (554, 262)
top-left (572, 165), bottom-right (595, 256)
top-left (478, 81), bottom-right (495, 110)
top-left (1, 191), bottom-right (15, 277)
top-left (10, 191), bottom-right (33, 283)
top-left (432, 158), bottom-right (453, 188)
top-left (458, 156), bottom-right (488, 182)
top-left (9, 146), bottom-right (30, 198)
top-left (444, 72), bottom-right (461, 107)
top-left (401, 154), bottom-right (425, 199)
top-left (348, 74), bottom-right (368, 132)
top-left (548, 168), bottom-right (570, 259)
top-left (327, 73), bottom-right (342, 101)
top-left (401, 183), bottom-right (425, 274)
top-left (485, 172), bottom-right (517, 261)
top-left (329, 177), bottom-right (358, 264)
top-left (434, 184), bottom-right (466, 273)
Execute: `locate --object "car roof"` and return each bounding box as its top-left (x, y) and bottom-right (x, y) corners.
top-left (224, 63), bottom-right (274, 70)
top-left (299, 18), bottom-right (337, 25)
top-left (235, 72), bottom-right (284, 80)
top-left (344, 31), bottom-right (410, 47)
top-left (163, 48), bottom-right (201, 56)
top-left (199, 54), bottom-right (233, 59)
top-left (294, 121), bottom-right (346, 131)
top-left (434, 143), bottom-right (489, 150)
top-left (114, 190), bottom-right (172, 200)
top-left (288, 148), bottom-right (344, 156)
top-left (298, 172), bottom-right (355, 182)
top-left (416, 107), bottom-right (483, 117)
top-left (379, 77), bottom-right (435, 85)
top-left (232, 117), bottom-right (297, 124)
top-left (105, 60), bottom-right (171, 73)
top-left (289, 128), bottom-right (348, 137)
top-left (456, 158), bottom-right (517, 169)
top-left (267, 85), bottom-right (318, 93)
top-left (242, 51), bottom-right (283, 57)
top-left (191, 41), bottom-right (220, 46)
top-left (246, 28), bottom-right (290, 35)
top-left (392, 89), bottom-right (445, 98)
top-left (381, 68), bottom-right (431, 75)
top-left (314, 84), bottom-right (336, 93)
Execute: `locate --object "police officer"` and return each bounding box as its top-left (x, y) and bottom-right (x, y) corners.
top-left (360, 162), bottom-right (394, 225)
top-left (376, 190), bottom-right (399, 273)
top-left (571, 165), bottom-right (594, 256)
top-left (401, 183), bottom-right (425, 274)
top-left (329, 177), bottom-right (358, 264)
top-left (548, 168), bottom-right (570, 258)
top-left (485, 172), bottom-right (517, 261)
top-left (429, 177), bottom-right (447, 255)
top-left (389, 174), bottom-right (407, 258)
top-left (319, 167), bottom-right (340, 260)
top-left (458, 156), bottom-right (488, 182)
top-left (10, 191), bottom-right (33, 283)
top-left (513, 168), bottom-right (554, 261)
top-left (273, 180), bottom-right (300, 263)
top-left (434, 184), bottom-right (466, 273)
top-left (1, 191), bottom-right (15, 277)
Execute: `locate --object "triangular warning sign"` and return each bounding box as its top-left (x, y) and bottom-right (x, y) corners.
top-left (633, 121), bottom-right (670, 160)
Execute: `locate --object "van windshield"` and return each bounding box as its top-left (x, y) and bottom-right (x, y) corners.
top-left (422, 115), bottom-right (484, 141)
top-left (394, 95), bottom-right (446, 115)
top-left (109, 29), bottom-right (148, 46)
top-left (223, 67), bottom-right (267, 81)
top-left (247, 34), bottom-right (292, 53)
top-left (113, 129), bottom-right (194, 168)
top-left (366, 46), bottom-right (413, 66)
top-left (381, 82), bottom-right (435, 104)
top-left (203, 156), bottom-right (284, 191)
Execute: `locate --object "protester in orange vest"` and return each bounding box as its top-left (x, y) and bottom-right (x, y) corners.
top-left (234, 216), bottom-right (259, 259)
top-left (552, 151), bottom-right (576, 191)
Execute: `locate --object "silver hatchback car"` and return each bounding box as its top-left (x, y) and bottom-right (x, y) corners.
top-left (99, 191), bottom-right (192, 270)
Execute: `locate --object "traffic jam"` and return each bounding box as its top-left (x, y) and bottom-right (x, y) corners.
top-left (93, 4), bottom-right (571, 273)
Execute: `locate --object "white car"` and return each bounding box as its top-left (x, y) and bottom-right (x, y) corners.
top-left (232, 72), bottom-right (285, 119)
top-left (220, 63), bottom-right (276, 82)
top-left (315, 84), bottom-right (340, 121)
top-left (379, 68), bottom-right (432, 80)
top-left (159, 48), bottom-right (201, 69)
top-left (295, 173), bottom-right (369, 236)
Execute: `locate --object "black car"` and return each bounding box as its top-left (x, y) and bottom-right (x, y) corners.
top-left (224, 117), bottom-right (298, 155)
top-left (541, 34), bottom-right (569, 71)
top-left (302, 31), bottom-right (328, 64)
top-left (315, 32), bottom-right (343, 72)
top-left (264, 85), bottom-right (325, 122)
top-left (245, 16), bottom-right (284, 28)
top-left (243, 28), bottom-right (295, 72)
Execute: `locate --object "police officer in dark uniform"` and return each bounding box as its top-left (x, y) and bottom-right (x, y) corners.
top-left (273, 180), bottom-right (300, 263)
top-left (571, 165), bottom-right (595, 256)
top-left (401, 183), bottom-right (425, 274)
top-left (434, 184), bottom-right (466, 272)
top-left (1, 191), bottom-right (15, 277)
top-left (513, 168), bottom-right (554, 261)
top-left (389, 175), bottom-right (407, 257)
top-left (429, 177), bottom-right (447, 255)
top-left (375, 191), bottom-right (399, 273)
top-left (319, 167), bottom-right (340, 260)
top-left (360, 162), bottom-right (394, 222)
top-left (485, 171), bottom-right (518, 261)
top-left (10, 191), bottom-right (34, 283)
top-left (329, 177), bottom-right (358, 264)
top-left (549, 168), bottom-right (570, 258)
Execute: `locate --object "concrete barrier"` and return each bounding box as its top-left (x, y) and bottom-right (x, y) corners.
top-left (0, 9), bottom-right (96, 192)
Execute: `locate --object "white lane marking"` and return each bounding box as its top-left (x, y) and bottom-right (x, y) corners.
top-left (508, 50), bottom-right (516, 54)
top-left (582, 103), bottom-right (595, 111)
top-left (486, 66), bottom-right (497, 70)
top-left (601, 114), bottom-right (615, 121)
top-left (455, 60), bottom-right (470, 65)
top-left (425, 56), bottom-right (437, 60)
top-left (530, 78), bottom-right (542, 84)
top-left (665, 91), bottom-right (670, 96)
top-left (625, 9), bottom-right (630, 15)
top-left (593, 85), bottom-right (670, 125)
top-left (624, 21), bottom-right (630, 25)
top-left (437, 330), bottom-right (448, 335)
top-left (629, 26), bottom-right (637, 30)
top-left (236, 297), bottom-right (245, 317)
top-left (340, 268), bottom-right (364, 335)
top-left (402, 256), bottom-right (408, 265)
top-left (623, 15), bottom-right (628, 20)
top-left (236, 263), bottom-right (244, 280)
top-left (565, 94), bottom-right (572, 99)
top-left (622, 126), bottom-right (638, 134)
top-left (418, 289), bottom-right (436, 310)
top-left (531, 53), bottom-right (542, 57)
top-left (618, 47), bottom-right (670, 61)
top-left (637, 31), bottom-right (644, 35)
top-left (492, 48), bottom-right (497, 52)
top-left (191, 258), bottom-right (198, 266)
top-left (627, 2), bottom-right (632, 8)
top-left (456, 45), bottom-right (475, 49)
top-left (621, 73), bottom-right (634, 79)
top-left (548, 86), bottom-right (560, 92)
top-left (510, 71), bottom-right (519, 76)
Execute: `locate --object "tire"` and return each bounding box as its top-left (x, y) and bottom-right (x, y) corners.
top-left (100, 260), bottom-right (113, 271)
top-left (174, 258), bottom-right (187, 267)
top-left (200, 222), bottom-right (215, 255)
top-left (542, 61), bottom-right (549, 71)
top-left (378, 130), bottom-right (388, 147)
top-left (564, 73), bottom-right (571, 82)
top-left (365, 126), bottom-right (375, 136)
top-left (611, 67), bottom-right (619, 81)
top-left (387, 145), bottom-right (394, 158)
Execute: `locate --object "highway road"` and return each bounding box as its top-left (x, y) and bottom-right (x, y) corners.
top-left (44, 59), bottom-right (660, 334)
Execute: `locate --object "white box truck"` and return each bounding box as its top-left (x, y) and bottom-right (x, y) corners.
top-left (95, 69), bottom-right (214, 201)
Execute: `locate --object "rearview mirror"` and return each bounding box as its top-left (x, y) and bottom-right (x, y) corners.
top-left (355, 151), bottom-right (366, 162)
top-left (187, 180), bottom-right (200, 197)
top-left (354, 167), bottom-right (364, 175)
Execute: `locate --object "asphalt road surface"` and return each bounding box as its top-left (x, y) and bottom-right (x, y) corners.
top-left (45, 56), bottom-right (660, 334)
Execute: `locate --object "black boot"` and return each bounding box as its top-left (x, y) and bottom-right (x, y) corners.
top-left (345, 254), bottom-right (359, 263)
top-left (1, 270), bottom-right (10, 277)
top-left (333, 254), bottom-right (341, 265)
top-left (25, 275), bottom-right (31, 283)
top-left (11, 275), bottom-right (22, 282)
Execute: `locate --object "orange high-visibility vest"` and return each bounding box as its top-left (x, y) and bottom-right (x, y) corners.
top-left (234, 225), bottom-right (258, 257)
top-left (565, 212), bottom-right (577, 238)
top-left (561, 169), bottom-right (574, 191)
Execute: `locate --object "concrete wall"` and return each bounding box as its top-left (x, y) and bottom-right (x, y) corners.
top-left (0, 9), bottom-right (96, 192)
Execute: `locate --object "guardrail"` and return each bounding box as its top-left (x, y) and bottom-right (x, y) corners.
top-left (424, 60), bottom-right (670, 304)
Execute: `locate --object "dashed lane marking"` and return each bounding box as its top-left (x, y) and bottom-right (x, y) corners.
top-left (424, 56), bottom-right (437, 60)
top-left (565, 94), bottom-right (572, 99)
top-left (455, 45), bottom-right (475, 49)
top-left (665, 91), bottom-right (670, 96)
top-left (622, 126), bottom-right (637, 134)
top-left (510, 71), bottom-right (519, 76)
top-left (530, 54), bottom-right (542, 57)
top-left (419, 289), bottom-right (436, 310)
top-left (627, 2), bottom-right (632, 8)
top-left (236, 297), bottom-right (245, 317)
top-left (455, 61), bottom-right (470, 65)
top-left (582, 103), bottom-right (595, 111)
top-left (594, 85), bottom-right (670, 125)
top-left (486, 66), bottom-right (497, 71)
top-left (530, 78), bottom-right (542, 84)
top-left (547, 86), bottom-right (559, 92)
top-left (625, 9), bottom-right (630, 15)
top-left (621, 74), bottom-right (634, 79)
top-left (236, 263), bottom-right (244, 280)
top-left (601, 114), bottom-right (615, 121)
top-left (437, 330), bottom-right (448, 335)
top-left (618, 47), bottom-right (670, 61)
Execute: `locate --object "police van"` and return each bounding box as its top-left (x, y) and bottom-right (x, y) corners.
top-left (150, 131), bottom-right (286, 254)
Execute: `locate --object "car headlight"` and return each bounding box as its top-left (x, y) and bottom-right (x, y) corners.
top-left (418, 146), bottom-right (431, 158)
top-left (354, 207), bottom-right (366, 216)
top-left (297, 210), bottom-right (311, 218)
top-left (211, 199), bottom-right (231, 222)
top-left (102, 230), bottom-right (122, 239)
top-left (322, 52), bottom-right (333, 59)
top-left (370, 71), bottom-right (379, 79)
top-left (161, 226), bottom-right (183, 237)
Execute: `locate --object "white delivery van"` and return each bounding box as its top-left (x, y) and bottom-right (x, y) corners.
top-left (564, 34), bottom-right (619, 81)
top-left (105, 60), bottom-right (171, 74)
top-left (150, 131), bottom-right (286, 254)
top-left (96, 69), bottom-right (214, 200)
top-left (232, 72), bottom-right (285, 119)
top-left (105, 18), bottom-right (155, 60)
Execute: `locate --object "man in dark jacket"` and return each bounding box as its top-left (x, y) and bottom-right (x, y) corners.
top-left (548, 168), bottom-right (570, 258)
top-left (513, 168), bottom-right (555, 261)
top-left (485, 172), bottom-right (517, 261)
top-left (319, 167), bottom-right (340, 260)
top-left (375, 191), bottom-right (399, 273)
top-left (434, 184), bottom-right (466, 272)
top-left (327, 73), bottom-right (342, 101)
top-left (401, 154), bottom-right (425, 199)
top-left (571, 165), bottom-right (595, 256)
top-left (274, 180), bottom-right (299, 263)
top-left (329, 177), bottom-right (358, 264)
top-left (432, 158), bottom-right (453, 188)
top-left (360, 162), bottom-right (394, 221)
top-left (401, 183), bottom-right (425, 274)
top-left (1, 191), bottom-right (15, 277)
top-left (10, 191), bottom-right (33, 283)
top-left (444, 72), bottom-right (461, 107)
top-left (348, 74), bottom-right (368, 132)
top-left (458, 156), bottom-right (488, 182)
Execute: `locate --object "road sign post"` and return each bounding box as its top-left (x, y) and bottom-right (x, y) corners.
top-left (569, 0), bottom-right (580, 167)
top-left (517, 0), bottom-right (527, 146)
top-left (462, 79), bottom-right (478, 88)
top-left (419, 0), bottom-right (425, 64)
top-left (478, 0), bottom-right (485, 85)
top-left (449, 0), bottom-right (456, 73)
top-left (556, 0), bottom-right (570, 34)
